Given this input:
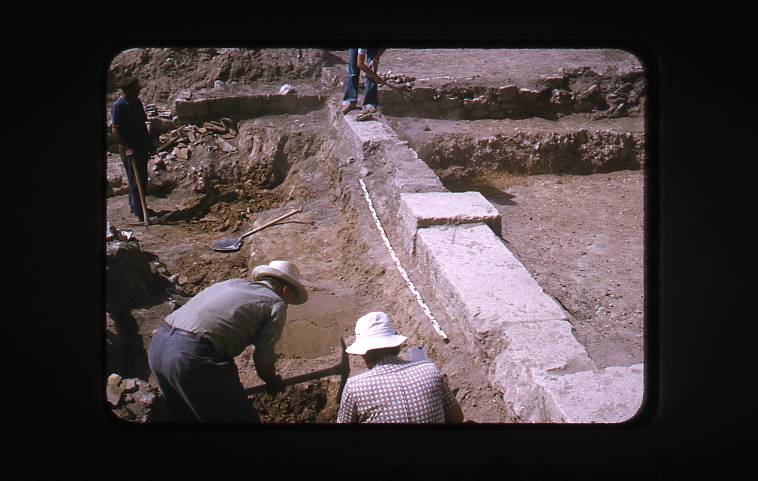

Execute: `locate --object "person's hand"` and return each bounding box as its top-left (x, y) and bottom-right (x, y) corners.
top-left (125, 147), bottom-right (134, 156)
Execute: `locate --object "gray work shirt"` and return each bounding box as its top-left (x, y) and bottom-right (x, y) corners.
top-left (165, 279), bottom-right (287, 362)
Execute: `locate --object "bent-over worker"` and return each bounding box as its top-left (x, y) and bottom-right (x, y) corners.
top-left (147, 260), bottom-right (308, 422)
top-left (337, 311), bottom-right (464, 423)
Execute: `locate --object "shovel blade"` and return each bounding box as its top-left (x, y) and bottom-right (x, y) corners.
top-left (210, 237), bottom-right (242, 252)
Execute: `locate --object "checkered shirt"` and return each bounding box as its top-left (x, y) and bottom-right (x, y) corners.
top-left (337, 355), bottom-right (455, 423)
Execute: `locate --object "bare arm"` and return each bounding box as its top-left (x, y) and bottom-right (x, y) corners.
top-left (357, 52), bottom-right (385, 84)
top-left (370, 49), bottom-right (386, 74)
top-left (251, 303), bottom-right (286, 392)
top-left (252, 353), bottom-right (284, 393)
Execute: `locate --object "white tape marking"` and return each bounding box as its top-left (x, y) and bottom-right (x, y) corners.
top-left (358, 178), bottom-right (449, 342)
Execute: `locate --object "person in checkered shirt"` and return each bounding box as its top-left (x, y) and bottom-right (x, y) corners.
top-left (337, 312), bottom-right (464, 423)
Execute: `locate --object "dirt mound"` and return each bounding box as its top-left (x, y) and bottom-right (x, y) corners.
top-left (107, 48), bottom-right (328, 105)
top-left (249, 380), bottom-right (338, 423)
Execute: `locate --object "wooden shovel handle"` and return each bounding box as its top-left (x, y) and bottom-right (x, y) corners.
top-left (239, 207), bottom-right (302, 241)
top-left (129, 155), bottom-right (150, 227)
top-left (244, 362), bottom-right (344, 395)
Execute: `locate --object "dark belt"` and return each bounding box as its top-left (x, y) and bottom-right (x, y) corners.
top-left (162, 321), bottom-right (205, 340)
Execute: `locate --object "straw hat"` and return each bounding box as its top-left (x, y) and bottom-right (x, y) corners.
top-left (345, 312), bottom-right (408, 355)
top-left (251, 260), bottom-right (308, 304)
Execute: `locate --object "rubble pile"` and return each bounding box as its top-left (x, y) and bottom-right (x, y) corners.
top-left (144, 103), bottom-right (173, 120)
top-left (107, 373), bottom-right (163, 422)
top-left (559, 66), bottom-right (646, 119)
top-left (378, 67), bottom-right (645, 121)
top-left (249, 380), bottom-right (338, 423)
top-left (152, 117), bottom-right (238, 177)
top-left (381, 70), bottom-right (416, 86)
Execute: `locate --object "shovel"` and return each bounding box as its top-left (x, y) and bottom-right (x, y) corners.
top-left (128, 155), bottom-right (150, 227)
top-left (210, 207), bottom-right (302, 252)
top-left (245, 338), bottom-right (350, 400)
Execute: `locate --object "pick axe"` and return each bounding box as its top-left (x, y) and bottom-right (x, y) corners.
top-left (245, 338), bottom-right (350, 400)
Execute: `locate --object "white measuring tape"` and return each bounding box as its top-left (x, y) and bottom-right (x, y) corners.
top-left (358, 178), bottom-right (449, 343)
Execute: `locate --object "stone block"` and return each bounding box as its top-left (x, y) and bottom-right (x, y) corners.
top-left (415, 224), bottom-right (566, 345)
top-left (518, 88), bottom-right (542, 102)
top-left (390, 170), bottom-right (446, 197)
top-left (125, 401), bottom-right (148, 420)
top-left (541, 364), bottom-right (645, 423)
top-left (340, 114), bottom-right (397, 160)
top-left (489, 320), bottom-right (597, 422)
top-left (131, 388), bottom-right (157, 406)
top-left (498, 85), bottom-right (519, 100)
top-left (106, 381), bottom-right (124, 407)
top-left (540, 74), bottom-right (567, 89)
top-left (121, 378), bottom-right (138, 393)
top-left (398, 191), bottom-right (501, 255)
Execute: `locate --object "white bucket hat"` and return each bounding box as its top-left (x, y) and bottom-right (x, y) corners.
top-left (345, 312), bottom-right (408, 355)
top-left (251, 260), bottom-right (308, 304)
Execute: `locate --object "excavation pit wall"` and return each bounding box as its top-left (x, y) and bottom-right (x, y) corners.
top-left (174, 90), bottom-right (327, 125)
top-left (388, 116), bottom-right (646, 177)
top-left (375, 65), bottom-right (645, 121)
top-left (333, 104), bottom-right (644, 423)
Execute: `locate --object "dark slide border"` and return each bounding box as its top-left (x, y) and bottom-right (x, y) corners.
top-left (11, 11), bottom-right (751, 480)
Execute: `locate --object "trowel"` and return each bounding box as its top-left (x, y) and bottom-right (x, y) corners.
top-left (210, 207), bottom-right (302, 252)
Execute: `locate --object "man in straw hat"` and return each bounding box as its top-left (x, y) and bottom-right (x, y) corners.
top-left (337, 311), bottom-right (464, 423)
top-left (147, 260), bottom-right (308, 422)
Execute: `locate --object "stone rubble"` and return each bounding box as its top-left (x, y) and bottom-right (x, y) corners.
top-left (107, 373), bottom-right (163, 422)
top-left (149, 118), bottom-right (239, 171)
top-left (105, 222), bottom-right (134, 242)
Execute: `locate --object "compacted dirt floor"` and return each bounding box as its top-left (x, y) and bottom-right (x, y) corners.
top-left (106, 48), bottom-right (646, 423)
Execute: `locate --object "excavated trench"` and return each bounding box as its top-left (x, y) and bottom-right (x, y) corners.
top-left (106, 105), bottom-right (644, 422)
top-left (106, 50), bottom-right (646, 423)
top-left (107, 112), bottom-right (409, 422)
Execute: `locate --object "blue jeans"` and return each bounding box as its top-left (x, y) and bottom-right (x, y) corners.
top-left (342, 48), bottom-right (380, 107)
top-left (119, 146), bottom-right (150, 221)
top-left (147, 323), bottom-right (261, 423)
